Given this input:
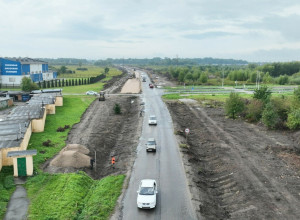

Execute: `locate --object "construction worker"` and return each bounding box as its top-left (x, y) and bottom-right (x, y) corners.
top-left (90, 159), bottom-right (95, 170)
top-left (111, 156), bottom-right (116, 168)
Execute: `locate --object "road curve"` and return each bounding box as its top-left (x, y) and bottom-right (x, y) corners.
top-left (120, 70), bottom-right (197, 220)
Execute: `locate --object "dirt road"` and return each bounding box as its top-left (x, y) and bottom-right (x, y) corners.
top-left (166, 100), bottom-right (300, 219)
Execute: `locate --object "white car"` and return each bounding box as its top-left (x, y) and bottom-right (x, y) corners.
top-left (137, 179), bottom-right (158, 209)
top-left (146, 138), bottom-right (156, 152)
top-left (148, 115), bottom-right (157, 125)
top-left (86, 91), bottom-right (97, 95)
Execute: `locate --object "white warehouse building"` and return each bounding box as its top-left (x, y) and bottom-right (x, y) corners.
top-left (0, 57), bottom-right (57, 86)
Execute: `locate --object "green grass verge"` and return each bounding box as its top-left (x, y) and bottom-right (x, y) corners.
top-left (0, 166), bottom-right (16, 219)
top-left (78, 175), bottom-right (125, 220)
top-left (25, 172), bottom-right (125, 220)
top-left (163, 93), bottom-right (252, 102)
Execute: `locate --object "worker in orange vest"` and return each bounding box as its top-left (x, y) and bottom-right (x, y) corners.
top-left (111, 156), bottom-right (116, 168)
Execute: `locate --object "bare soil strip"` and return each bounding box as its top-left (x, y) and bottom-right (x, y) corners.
top-left (166, 100), bottom-right (300, 219)
top-left (44, 75), bottom-right (142, 179)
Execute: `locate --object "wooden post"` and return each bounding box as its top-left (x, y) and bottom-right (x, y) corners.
top-left (94, 151), bottom-right (96, 170)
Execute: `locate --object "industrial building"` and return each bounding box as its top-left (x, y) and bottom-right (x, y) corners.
top-left (0, 57), bottom-right (57, 86)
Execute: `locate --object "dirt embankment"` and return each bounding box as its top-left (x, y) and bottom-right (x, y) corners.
top-left (44, 74), bottom-right (143, 179)
top-left (166, 100), bottom-right (300, 220)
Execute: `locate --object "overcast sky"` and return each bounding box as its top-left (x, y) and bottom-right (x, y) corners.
top-left (0, 0), bottom-right (300, 62)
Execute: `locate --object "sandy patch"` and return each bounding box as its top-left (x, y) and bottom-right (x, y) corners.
top-left (120, 79), bottom-right (141, 93)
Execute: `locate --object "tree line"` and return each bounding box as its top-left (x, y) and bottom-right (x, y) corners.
top-left (94, 57), bottom-right (248, 66)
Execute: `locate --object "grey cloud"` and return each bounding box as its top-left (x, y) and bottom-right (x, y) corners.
top-left (184, 31), bottom-right (237, 40)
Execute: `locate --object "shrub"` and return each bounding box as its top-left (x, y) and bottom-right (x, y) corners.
top-left (114, 104), bottom-right (121, 114)
top-left (278, 75), bottom-right (289, 85)
top-left (225, 92), bottom-right (245, 119)
top-left (271, 97), bottom-right (290, 123)
top-left (64, 125), bottom-right (70, 129)
top-left (253, 86), bottom-right (271, 104)
top-left (294, 86), bottom-right (300, 102)
top-left (287, 109), bottom-right (300, 130)
top-left (42, 140), bottom-right (52, 147)
top-left (245, 99), bottom-right (264, 122)
top-left (21, 77), bottom-right (39, 92)
top-left (56, 127), bottom-right (65, 132)
top-left (3, 176), bottom-right (15, 189)
top-left (262, 102), bottom-right (280, 129)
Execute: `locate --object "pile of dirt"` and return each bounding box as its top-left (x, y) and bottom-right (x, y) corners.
top-left (50, 151), bottom-right (90, 168)
top-left (62, 144), bottom-right (90, 154)
top-left (166, 100), bottom-right (300, 219)
top-left (50, 144), bottom-right (91, 168)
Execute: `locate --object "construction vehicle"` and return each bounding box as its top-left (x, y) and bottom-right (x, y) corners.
top-left (99, 91), bottom-right (105, 101)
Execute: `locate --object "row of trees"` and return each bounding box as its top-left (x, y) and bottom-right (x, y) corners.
top-left (152, 62), bottom-right (300, 85)
top-left (225, 86), bottom-right (300, 130)
top-left (94, 57), bottom-right (248, 66)
top-left (21, 74), bottom-right (106, 91)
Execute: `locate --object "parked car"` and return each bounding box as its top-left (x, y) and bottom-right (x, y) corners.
top-left (137, 179), bottom-right (158, 209)
top-left (86, 91), bottom-right (97, 95)
top-left (148, 115), bottom-right (157, 125)
top-left (146, 138), bottom-right (156, 152)
top-left (149, 84), bottom-right (154, 88)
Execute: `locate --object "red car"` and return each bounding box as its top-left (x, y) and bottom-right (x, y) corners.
top-left (149, 84), bottom-right (154, 88)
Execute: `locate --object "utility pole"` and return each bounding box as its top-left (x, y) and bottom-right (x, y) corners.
top-left (222, 68), bottom-right (224, 88)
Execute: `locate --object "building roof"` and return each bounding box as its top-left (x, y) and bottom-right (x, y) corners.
top-left (0, 57), bottom-right (47, 64)
top-left (0, 119), bottom-right (30, 149)
top-left (7, 149), bottom-right (37, 157)
top-left (7, 104), bottom-right (45, 120)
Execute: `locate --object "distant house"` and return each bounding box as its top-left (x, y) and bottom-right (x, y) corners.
top-left (0, 57), bottom-right (57, 86)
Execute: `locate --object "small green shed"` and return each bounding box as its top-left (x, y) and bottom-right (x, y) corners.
top-left (7, 150), bottom-right (37, 177)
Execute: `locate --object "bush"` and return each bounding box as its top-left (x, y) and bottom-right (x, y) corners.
top-left (225, 92), bottom-right (245, 119)
top-left (245, 99), bottom-right (264, 122)
top-left (287, 109), bottom-right (300, 130)
top-left (114, 104), bottom-right (121, 114)
top-left (262, 102), bottom-right (280, 129)
top-left (253, 86), bottom-right (271, 104)
top-left (21, 77), bottom-right (39, 92)
top-left (271, 97), bottom-right (290, 123)
top-left (42, 140), bottom-right (52, 147)
top-left (56, 127), bottom-right (65, 132)
top-left (64, 125), bottom-right (70, 129)
top-left (3, 176), bottom-right (15, 189)
top-left (278, 75), bottom-right (289, 85)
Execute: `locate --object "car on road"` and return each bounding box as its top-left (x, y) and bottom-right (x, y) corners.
top-left (86, 91), bottom-right (97, 95)
top-left (149, 83), bottom-right (154, 88)
top-left (142, 77), bottom-right (146, 82)
top-left (146, 138), bottom-right (156, 152)
top-left (137, 179), bottom-right (158, 209)
top-left (148, 115), bottom-right (157, 125)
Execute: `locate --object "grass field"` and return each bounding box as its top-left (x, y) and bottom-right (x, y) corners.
top-left (56, 65), bottom-right (121, 78)
top-left (25, 172), bottom-right (125, 220)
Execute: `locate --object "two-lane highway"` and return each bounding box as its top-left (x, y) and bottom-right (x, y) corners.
top-left (121, 70), bottom-right (197, 220)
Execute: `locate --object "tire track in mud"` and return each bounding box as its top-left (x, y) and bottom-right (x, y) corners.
top-left (166, 101), bottom-right (300, 219)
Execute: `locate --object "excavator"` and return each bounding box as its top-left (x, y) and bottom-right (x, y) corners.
top-left (99, 91), bottom-right (105, 101)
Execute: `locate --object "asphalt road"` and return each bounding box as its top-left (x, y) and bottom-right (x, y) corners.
top-left (121, 71), bottom-right (197, 220)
